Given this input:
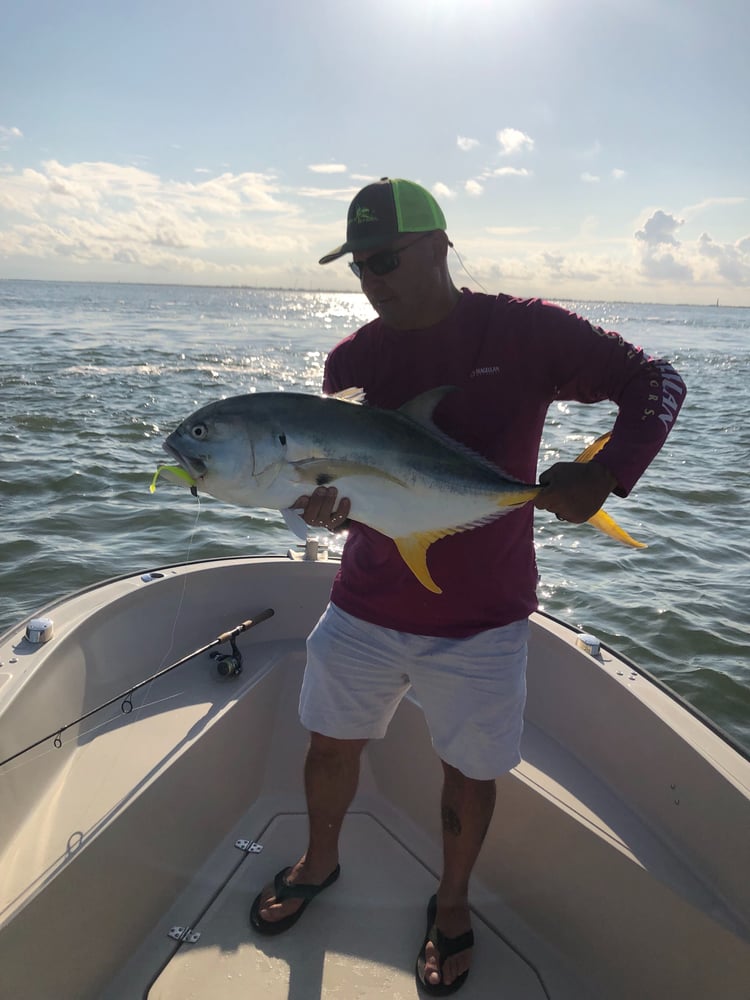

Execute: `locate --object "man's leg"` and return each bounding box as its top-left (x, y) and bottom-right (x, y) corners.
top-left (256, 731), bottom-right (367, 924)
top-left (420, 761), bottom-right (496, 988)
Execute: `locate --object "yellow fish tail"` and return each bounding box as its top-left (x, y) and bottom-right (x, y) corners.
top-left (586, 508), bottom-right (647, 549)
top-left (574, 432), bottom-right (647, 549)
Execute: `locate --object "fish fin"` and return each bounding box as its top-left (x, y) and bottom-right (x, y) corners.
top-left (292, 458), bottom-right (407, 488)
top-left (394, 529), bottom-right (459, 594)
top-left (496, 487), bottom-right (540, 509)
top-left (574, 431), bottom-right (612, 463)
top-left (281, 507), bottom-right (309, 540)
top-left (397, 386), bottom-right (457, 428)
top-left (329, 387), bottom-right (366, 404)
top-left (587, 508), bottom-right (647, 549)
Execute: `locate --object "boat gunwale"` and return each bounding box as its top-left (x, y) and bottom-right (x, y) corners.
top-left (3, 551), bottom-right (746, 764)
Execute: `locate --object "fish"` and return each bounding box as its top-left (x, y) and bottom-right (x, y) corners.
top-left (161, 388), bottom-right (646, 594)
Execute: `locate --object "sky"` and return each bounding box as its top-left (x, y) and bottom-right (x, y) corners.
top-left (1, 0), bottom-right (749, 305)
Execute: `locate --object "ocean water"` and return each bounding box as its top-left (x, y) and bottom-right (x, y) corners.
top-left (1, 279), bottom-right (748, 752)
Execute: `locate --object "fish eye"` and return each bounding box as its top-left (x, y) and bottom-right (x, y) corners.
top-left (191, 423), bottom-right (208, 440)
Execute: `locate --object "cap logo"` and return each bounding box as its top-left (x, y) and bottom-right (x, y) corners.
top-left (350, 204), bottom-right (378, 225)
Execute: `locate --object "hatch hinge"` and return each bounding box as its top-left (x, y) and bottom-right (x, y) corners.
top-left (235, 838), bottom-right (264, 854)
top-left (168, 925), bottom-right (201, 944)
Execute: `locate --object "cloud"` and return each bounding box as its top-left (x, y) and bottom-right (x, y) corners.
top-left (681, 195), bottom-right (747, 219)
top-left (635, 210), bottom-right (684, 246)
top-left (698, 232), bottom-right (750, 285)
top-left (497, 128), bottom-right (534, 156)
top-left (0, 125), bottom-right (23, 146)
top-left (612, 169), bottom-right (626, 181)
top-left (488, 167), bottom-right (531, 178)
top-left (465, 179), bottom-right (483, 196)
top-left (457, 136), bottom-right (479, 152)
top-left (581, 173), bottom-right (600, 183)
top-left (0, 159), bottom-right (307, 275)
top-left (639, 251), bottom-right (693, 282)
top-left (634, 210), bottom-right (693, 281)
top-left (308, 163), bottom-right (347, 174)
top-left (432, 182), bottom-right (456, 200)
top-left (298, 186), bottom-right (359, 200)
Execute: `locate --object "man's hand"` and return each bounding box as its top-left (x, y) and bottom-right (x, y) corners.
top-left (292, 486), bottom-right (351, 533)
top-left (534, 462), bottom-right (618, 523)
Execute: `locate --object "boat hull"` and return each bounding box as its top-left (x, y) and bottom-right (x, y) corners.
top-left (1, 554), bottom-right (748, 998)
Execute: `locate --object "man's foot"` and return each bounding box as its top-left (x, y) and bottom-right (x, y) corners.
top-left (416, 895), bottom-right (474, 995)
top-left (250, 859), bottom-right (341, 936)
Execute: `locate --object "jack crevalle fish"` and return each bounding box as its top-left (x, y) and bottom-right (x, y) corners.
top-left (161, 388), bottom-right (645, 594)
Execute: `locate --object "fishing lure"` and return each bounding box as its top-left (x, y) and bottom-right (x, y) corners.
top-left (150, 464), bottom-right (198, 496)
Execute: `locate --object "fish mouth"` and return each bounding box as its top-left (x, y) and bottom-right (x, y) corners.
top-left (162, 440), bottom-right (207, 480)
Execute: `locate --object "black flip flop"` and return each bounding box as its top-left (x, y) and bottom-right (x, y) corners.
top-left (250, 864), bottom-right (341, 935)
top-left (415, 894), bottom-right (475, 995)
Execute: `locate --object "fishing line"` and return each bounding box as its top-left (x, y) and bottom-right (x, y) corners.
top-left (115, 493), bottom-right (203, 723)
top-left (155, 494), bottom-right (204, 671)
top-left (450, 242), bottom-right (490, 294)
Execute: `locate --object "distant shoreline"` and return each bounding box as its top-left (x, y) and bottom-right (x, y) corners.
top-left (1, 276), bottom-right (747, 311)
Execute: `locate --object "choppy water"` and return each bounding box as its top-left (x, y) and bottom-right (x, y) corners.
top-left (1, 279), bottom-right (748, 751)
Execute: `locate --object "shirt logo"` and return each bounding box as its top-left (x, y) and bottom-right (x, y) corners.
top-left (469, 366), bottom-right (500, 378)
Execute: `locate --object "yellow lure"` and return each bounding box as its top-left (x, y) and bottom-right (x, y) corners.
top-left (149, 464), bottom-right (197, 493)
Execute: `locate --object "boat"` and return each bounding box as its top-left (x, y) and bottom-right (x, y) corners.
top-left (1, 545), bottom-right (749, 999)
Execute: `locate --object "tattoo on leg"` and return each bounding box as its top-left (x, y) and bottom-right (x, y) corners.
top-left (441, 805), bottom-right (462, 836)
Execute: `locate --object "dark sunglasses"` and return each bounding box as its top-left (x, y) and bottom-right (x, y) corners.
top-left (349, 233), bottom-right (432, 279)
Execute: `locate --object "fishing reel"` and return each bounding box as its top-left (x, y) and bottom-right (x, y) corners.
top-left (211, 636), bottom-right (243, 678)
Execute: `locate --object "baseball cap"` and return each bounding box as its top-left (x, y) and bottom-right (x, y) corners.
top-left (319, 177), bottom-right (447, 265)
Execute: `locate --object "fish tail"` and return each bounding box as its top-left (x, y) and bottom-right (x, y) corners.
top-left (587, 509), bottom-right (647, 549)
top-left (574, 431), bottom-right (648, 549)
top-left (574, 431), bottom-right (611, 463)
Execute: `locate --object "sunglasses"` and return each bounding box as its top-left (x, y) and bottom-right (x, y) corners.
top-left (349, 233), bottom-right (432, 279)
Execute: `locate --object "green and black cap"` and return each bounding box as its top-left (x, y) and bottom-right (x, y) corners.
top-left (319, 177), bottom-right (447, 265)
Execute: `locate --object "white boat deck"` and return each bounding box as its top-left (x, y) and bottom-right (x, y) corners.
top-left (1, 557), bottom-right (749, 1000)
top-left (146, 811), bottom-right (550, 1000)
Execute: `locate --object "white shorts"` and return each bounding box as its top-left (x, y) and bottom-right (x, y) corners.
top-left (299, 603), bottom-right (528, 780)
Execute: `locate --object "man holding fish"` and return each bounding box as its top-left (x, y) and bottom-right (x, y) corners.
top-left (244, 179), bottom-right (686, 992)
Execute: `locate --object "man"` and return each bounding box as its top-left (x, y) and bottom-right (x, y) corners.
top-left (251, 178), bottom-right (686, 993)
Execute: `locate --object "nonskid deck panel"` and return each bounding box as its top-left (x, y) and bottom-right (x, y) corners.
top-left (149, 812), bottom-right (550, 1000)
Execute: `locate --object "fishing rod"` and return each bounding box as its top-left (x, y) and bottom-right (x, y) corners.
top-left (0, 609), bottom-right (275, 770)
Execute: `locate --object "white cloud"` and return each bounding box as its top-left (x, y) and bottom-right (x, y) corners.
top-left (581, 173), bottom-right (600, 183)
top-left (433, 182), bottom-right (456, 200)
top-left (308, 163), bottom-right (347, 174)
top-left (465, 179), bottom-right (483, 196)
top-left (298, 186), bottom-right (359, 200)
top-left (0, 159), bottom-right (306, 274)
top-left (457, 136), bottom-right (479, 152)
top-left (489, 167), bottom-right (531, 178)
top-left (634, 210), bottom-right (694, 282)
top-left (612, 169), bottom-right (626, 181)
top-left (635, 210), bottom-right (684, 246)
top-left (681, 195), bottom-right (746, 219)
top-left (698, 232), bottom-right (750, 285)
top-left (497, 128), bottom-right (534, 156)
top-left (0, 125), bottom-right (23, 146)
